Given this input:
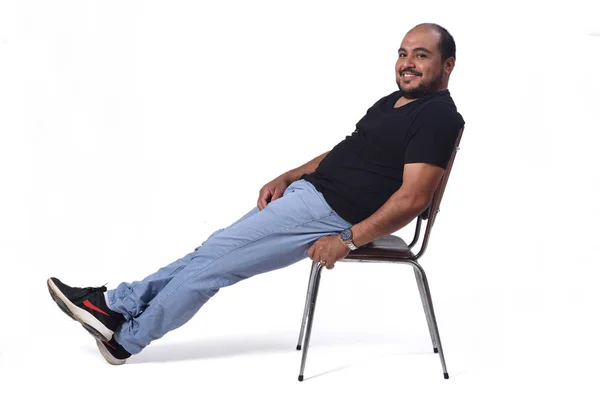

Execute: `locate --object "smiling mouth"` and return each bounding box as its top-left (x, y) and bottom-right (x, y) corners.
top-left (400, 71), bottom-right (421, 79)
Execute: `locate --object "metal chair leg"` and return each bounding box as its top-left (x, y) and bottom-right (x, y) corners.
top-left (409, 260), bottom-right (449, 379)
top-left (298, 262), bottom-right (325, 382)
top-left (413, 267), bottom-right (438, 353)
top-left (296, 261), bottom-right (319, 350)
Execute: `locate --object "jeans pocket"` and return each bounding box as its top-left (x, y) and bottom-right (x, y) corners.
top-left (296, 187), bottom-right (334, 220)
top-left (284, 180), bottom-right (301, 195)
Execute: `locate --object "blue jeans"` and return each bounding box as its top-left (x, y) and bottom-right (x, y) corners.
top-left (106, 179), bottom-right (352, 354)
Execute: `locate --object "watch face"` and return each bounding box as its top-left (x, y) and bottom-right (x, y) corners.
top-left (341, 229), bottom-right (352, 241)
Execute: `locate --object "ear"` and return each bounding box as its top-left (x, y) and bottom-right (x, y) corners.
top-left (444, 57), bottom-right (455, 75)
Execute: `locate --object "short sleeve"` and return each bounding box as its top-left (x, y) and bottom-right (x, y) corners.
top-left (405, 102), bottom-right (463, 169)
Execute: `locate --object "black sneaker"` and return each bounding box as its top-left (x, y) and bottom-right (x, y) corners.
top-left (96, 337), bottom-right (131, 365)
top-left (47, 277), bottom-right (125, 342)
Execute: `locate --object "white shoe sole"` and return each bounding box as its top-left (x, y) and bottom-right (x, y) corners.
top-left (96, 340), bottom-right (127, 365)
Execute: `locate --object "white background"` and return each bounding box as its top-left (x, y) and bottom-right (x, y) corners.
top-left (1, 0), bottom-right (599, 398)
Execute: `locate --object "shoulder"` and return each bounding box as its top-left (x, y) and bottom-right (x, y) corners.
top-left (414, 93), bottom-right (465, 128)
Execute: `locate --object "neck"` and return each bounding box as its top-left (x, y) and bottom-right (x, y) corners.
top-left (396, 96), bottom-right (417, 108)
top-left (399, 85), bottom-right (448, 106)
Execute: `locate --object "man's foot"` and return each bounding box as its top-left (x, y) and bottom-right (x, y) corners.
top-left (47, 277), bottom-right (125, 341)
top-left (96, 337), bottom-right (131, 365)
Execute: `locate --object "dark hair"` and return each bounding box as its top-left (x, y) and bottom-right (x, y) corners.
top-left (430, 24), bottom-right (456, 61)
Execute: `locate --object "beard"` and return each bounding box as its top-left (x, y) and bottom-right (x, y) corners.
top-left (396, 70), bottom-right (444, 99)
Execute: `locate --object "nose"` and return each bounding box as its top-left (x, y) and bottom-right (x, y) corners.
top-left (401, 54), bottom-right (417, 70)
top-left (398, 56), bottom-right (416, 73)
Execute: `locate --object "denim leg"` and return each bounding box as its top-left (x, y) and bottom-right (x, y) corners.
top-left (111, 180), bottom-right (351, 354)
top-left (106, 207), bottom-right (261, 319)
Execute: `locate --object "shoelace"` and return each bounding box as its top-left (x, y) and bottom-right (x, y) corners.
top-left (81, 283), bottom-right (108, 293)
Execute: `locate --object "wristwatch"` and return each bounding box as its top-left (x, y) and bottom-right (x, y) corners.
top-left (340, 228), bottom-right (358, 250)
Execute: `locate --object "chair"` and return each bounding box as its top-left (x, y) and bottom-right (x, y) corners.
top-left (295, 126), bottom-right (464, 381)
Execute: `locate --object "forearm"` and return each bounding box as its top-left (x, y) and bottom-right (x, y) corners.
top-left (350, 191), bottom-right (430, 248)
top-left (281, 152), bottom-right (329, 183)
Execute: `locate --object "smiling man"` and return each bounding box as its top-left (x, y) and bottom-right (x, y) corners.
top-left (47, 23), bottom-right (464, 365)
top-left (396, 25), bottom-right (450, 101)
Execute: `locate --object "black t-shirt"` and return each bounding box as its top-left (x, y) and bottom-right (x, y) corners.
top-left (302, 89), bottom-right (464, 224)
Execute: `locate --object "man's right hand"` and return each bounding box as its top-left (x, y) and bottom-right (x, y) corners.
top-left (257, 175), bottom-right (292, 210)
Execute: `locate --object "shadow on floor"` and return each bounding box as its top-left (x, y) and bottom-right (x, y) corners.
top-left (87, 331), bottom-right (436, 366)
top-left (126, 333), bottom-right (293, 364)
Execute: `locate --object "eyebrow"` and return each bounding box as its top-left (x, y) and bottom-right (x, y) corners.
top-left (398, 47), bottom-right (433, 54)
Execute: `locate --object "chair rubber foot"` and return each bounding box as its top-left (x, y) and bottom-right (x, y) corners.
top-left (298, 375), bottom-right (304, 382)
top-left (434, 347), bottom-right (439, 353)
top-left (296, 345), bottom-right (301, 350)
top-left (444, 373), bottom-right (449, 379)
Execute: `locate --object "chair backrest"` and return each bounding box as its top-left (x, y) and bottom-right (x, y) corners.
top-left (413, 126), bottom-right (464, 259)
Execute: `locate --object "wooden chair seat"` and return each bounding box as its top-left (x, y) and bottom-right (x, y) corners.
top-left (344, 235), bottom-right (414, 261)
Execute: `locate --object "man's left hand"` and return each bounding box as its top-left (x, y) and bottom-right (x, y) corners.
top-left (307, 235), bottom-right (350, 270)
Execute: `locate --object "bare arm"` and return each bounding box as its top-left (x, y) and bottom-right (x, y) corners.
top-left (257, 151), bottom-right (329, 210)
top-left (281, 151), bottom-right (329, 184)
top-left (350, 163), bottom-right (444, 247)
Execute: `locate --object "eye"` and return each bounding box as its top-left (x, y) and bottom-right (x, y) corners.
top-left (398, 53), bottom-right (406, 58)
top-left (417, 54), bottom-right (427, 58)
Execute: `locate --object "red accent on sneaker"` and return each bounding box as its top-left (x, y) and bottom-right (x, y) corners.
top-left (83, 299), bottom-right (110, 316)
top-left (104, 341), bottom-right (116, 350)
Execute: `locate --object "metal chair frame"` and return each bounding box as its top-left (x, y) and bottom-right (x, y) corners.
top-left (295, 127), bottom-right (464, 381)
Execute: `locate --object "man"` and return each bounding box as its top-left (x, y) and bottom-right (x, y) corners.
top-left (48, 23), bottom-right (465, 365)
